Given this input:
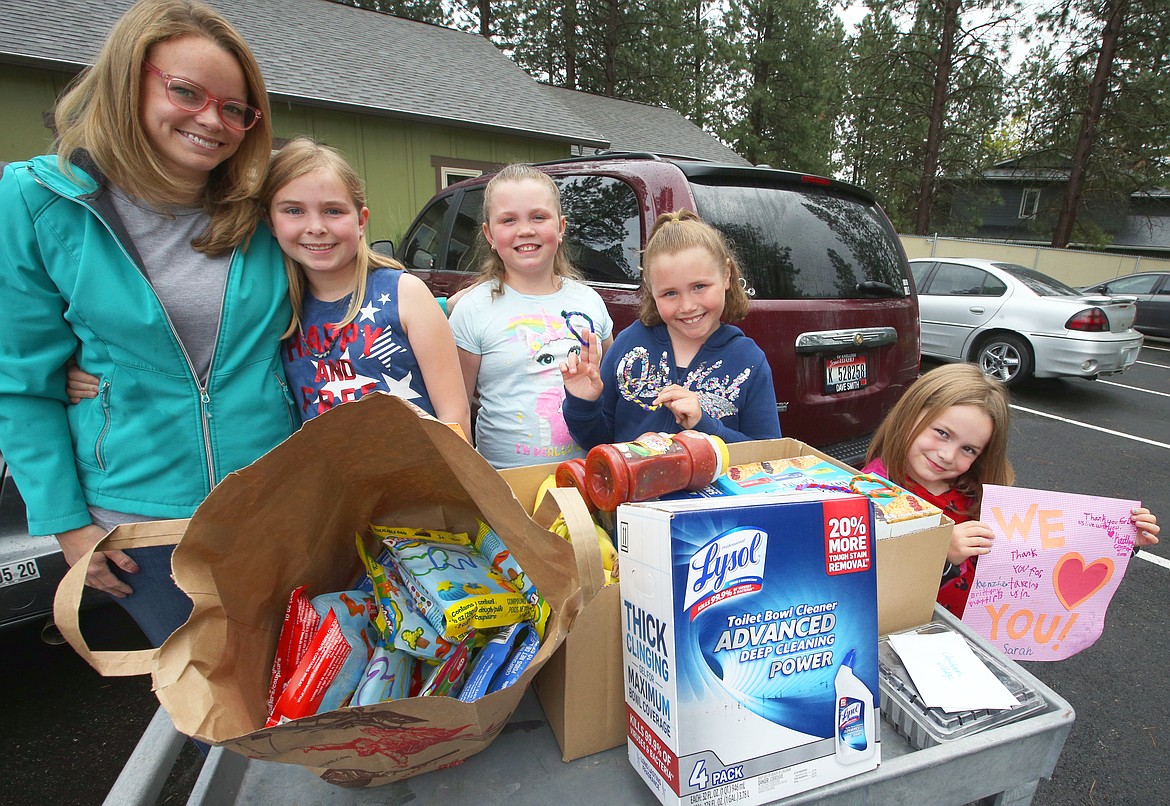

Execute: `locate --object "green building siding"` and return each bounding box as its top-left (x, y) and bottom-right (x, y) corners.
top-left (270, 104), bottom-right (566, 243)
top-left (1, 65), bottom-right (73, 161)
top-left (3, 65), bottom-right (568, 243)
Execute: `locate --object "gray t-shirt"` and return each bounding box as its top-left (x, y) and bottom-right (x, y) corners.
top-left (108, 186), bottom-right (230, 382)
top-left (89, 189), bottom-right (233, 530)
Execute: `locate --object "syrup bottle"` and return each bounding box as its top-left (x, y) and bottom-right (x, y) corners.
top-left (583, 430), bottom-right (729, 511)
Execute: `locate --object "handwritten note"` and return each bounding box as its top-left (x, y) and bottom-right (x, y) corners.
top-left (961, 485), bottom-right (1138, 661)
top-left (887, 630), bottom-right (1018, 711)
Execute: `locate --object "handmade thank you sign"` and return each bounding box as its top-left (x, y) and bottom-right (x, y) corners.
top-left (962, 485), bottom-right (1139, 661)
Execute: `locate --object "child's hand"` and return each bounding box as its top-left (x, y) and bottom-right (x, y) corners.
top-left (653, 385), bottom-right (701, 430)
top-left (66, 361), bottom-right (100, 404)
top-left (948, 520), bottom-right (995, 566)
top-left (1132, 508), bottom-right (1160, 547)
top-left (560, 331), bottom-right (604, 402)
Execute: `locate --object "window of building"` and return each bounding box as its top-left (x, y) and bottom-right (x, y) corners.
top-left (1019, 188), bottom-right (1041, 219)
top-left (441, 167), bottom-right (481, 187)
top-left (430, 156), bottom-right (497, 192)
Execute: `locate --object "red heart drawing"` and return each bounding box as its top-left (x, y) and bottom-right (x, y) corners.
top-left (1053, 552), bottom-right (1114, 611)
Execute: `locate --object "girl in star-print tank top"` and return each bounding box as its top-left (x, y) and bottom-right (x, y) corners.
top-left (265, 138), bottom-right (470, 437)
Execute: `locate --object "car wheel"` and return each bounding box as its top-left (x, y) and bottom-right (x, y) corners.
top-left (974, 333), bottom-right (1032, 386)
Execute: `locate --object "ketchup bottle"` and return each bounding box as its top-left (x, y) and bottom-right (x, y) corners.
top-left (554, 458), bottom-right (596, 513)
top-left (584, 431), bottom-right (729, 511)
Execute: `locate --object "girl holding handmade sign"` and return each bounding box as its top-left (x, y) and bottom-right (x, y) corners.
top-left (863, 363), bottom-right (1159, 617)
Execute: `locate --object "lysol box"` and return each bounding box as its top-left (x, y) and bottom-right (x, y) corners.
top-left (619, 492), bottom-right (881, 805)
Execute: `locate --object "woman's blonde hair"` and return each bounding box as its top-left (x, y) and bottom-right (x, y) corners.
top-left (638, 209), bottom-right (751, 326)
top-left (261, 137), bottom-right (405, 339)
top-left (54, 0), bottom-right (272, 255)
top-left (475, 163), bottom-right (580, 297)
top-left (866, 363), bottom-right (1014, 513)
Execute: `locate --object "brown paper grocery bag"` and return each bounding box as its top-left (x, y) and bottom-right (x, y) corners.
top-left (55, 394), bottom-right (582, 788)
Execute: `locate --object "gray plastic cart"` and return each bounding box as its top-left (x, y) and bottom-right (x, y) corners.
top-left (106, 607), bottom-right (1074, 806)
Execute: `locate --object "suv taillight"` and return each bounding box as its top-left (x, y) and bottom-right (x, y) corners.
top-left (1066, 308), bottom-right (1109, 332)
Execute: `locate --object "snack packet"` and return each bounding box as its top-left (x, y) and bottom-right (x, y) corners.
top-left (418, 629), bottom-right (477, 698)
top-left (373, 526), bottom-right (540, 640)
top-left (351, 643), bottom-right (419, 706)
top-left (266, 610), bottom-right (351, 726)
top-left (309, 591), bottom-right (377, 713)
top-left (473, 522), bottom-right (551, 639)
top-left (457, 621), bottom-right (541, 702)
top-left (356, 536), bottom-right (454, 661)
top-left (267, 585), bottom-right (320, 713)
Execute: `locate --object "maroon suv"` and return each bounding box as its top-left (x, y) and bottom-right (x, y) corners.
top-left (395, 154), bottom-right (920, 465)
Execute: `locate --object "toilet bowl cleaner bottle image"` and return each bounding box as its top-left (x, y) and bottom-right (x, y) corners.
top-left (835, 649), bottom-right (876, 763)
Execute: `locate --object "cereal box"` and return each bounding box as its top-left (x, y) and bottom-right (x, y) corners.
top-left (619, 492), bottom-right (880, 805)
top-left (715, 456), bottom-right (942, 538)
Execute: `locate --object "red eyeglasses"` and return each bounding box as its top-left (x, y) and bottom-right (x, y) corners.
top-left (143, 61), bottom-right (262, 131)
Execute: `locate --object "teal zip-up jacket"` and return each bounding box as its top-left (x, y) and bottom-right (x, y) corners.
top-left (0, 155), bottom-right (297, 535)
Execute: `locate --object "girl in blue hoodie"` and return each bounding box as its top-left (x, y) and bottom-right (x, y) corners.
top-left (561, 210), bottom-right (781, 448)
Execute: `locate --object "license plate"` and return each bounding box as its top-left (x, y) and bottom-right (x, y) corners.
top-left (825, 353), bottom-right (868, 394)
top-left (0, 558), bottom-right (41, 589)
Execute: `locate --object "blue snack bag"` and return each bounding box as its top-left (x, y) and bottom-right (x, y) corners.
top-left (457, 621), bottom-right (541, 702)
top-left (352, 643), bottom-right (419, 706)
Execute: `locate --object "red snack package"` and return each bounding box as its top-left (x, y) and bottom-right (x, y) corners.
top-left (418, 629), bottom-right (477, 698)
top-left (267, 585), bottom-right (320, 713)
top-left (266, 611), bottom-right (351, 726)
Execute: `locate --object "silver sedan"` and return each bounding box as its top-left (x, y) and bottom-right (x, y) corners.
top-left (909, 258), bottom-right (1144, 386)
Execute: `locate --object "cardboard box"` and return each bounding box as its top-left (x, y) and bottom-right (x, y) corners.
top-left (498, 438), bottom-right (951, 763)
top-left (723, 440), bottom-right (952, 637)
top-left (499, 462), bottom-right (626, 762)
top-left (619, 493), bottom-right (882, 804)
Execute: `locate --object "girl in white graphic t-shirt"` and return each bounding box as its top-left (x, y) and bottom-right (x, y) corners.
top-left (448, 164), bottom-right (614, 468)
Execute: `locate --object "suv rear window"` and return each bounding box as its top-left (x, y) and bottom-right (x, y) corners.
top-left (559, 175), bottom-right (641, 284)
top-left (448, 177), bottom-right (642, 283)
top-left (689, 182), bottom-right (909, 300)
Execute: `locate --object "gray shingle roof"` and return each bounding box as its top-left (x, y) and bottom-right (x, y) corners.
top-left (546, 85), bottom-right (749, 166)
top-left (0, 0), bottom-right (608, 147)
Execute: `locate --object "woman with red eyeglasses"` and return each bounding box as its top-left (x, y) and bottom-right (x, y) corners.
top-left (0, 0), bottom-right (294, 648)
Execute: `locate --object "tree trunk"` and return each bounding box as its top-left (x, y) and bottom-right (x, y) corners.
top-left (565, 0), bottom-right (578, 89)
top-left (603, 0), bottom-right (620, 96)
top-left (914, 0), bottom-right (960, 236)
top-left (1051, 0), bottom-right (1128, 248)
top-left (693, 1), bottom-right (703, 126)
top-left (478, 0), bottom-right (490, 37)
top-left (744, 7), bottom-right (776, 166)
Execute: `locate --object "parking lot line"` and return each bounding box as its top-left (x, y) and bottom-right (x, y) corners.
top-left (1010, 404), bottom-right (1170, 450)
top-left (1097, 380), bottom-right (1170, 398)
top-left (1136, 550), bottom-right (1170, 570)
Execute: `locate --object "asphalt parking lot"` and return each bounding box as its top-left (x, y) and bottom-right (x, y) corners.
top-left (995, 339), bottom-right (1170, 804)
top-left (1, 342), bottom-right (1166, 805)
